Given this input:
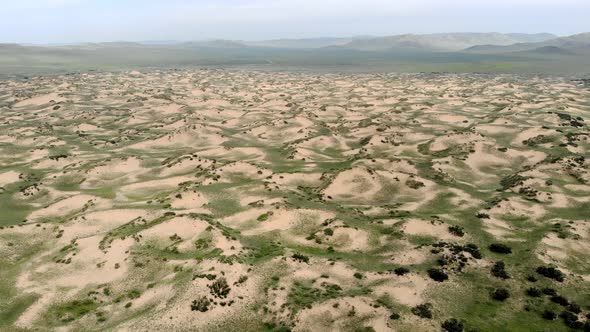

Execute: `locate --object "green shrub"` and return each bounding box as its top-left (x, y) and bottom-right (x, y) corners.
top-left (209, 278), bottom-right (231, 298)
top-left (427, 268), bottom-right (448, 282)
top-left (411, 303), bottom-right (433, 319)
top-left (536, 266), bottom-right (565, 282)
top-left (491, 288), bottom-right (510, 301)
top-left (292, 253), bottom-right (310, 263)
top-left (489, 243), bottom-right (512, 254)
top-left (191, 296), bottom-right (210, 312)
top-left (441, 318), bottom-right (464, 332)
top-left (491, 261), bottom-right (510, 279)
top-left (448, 225), bottom-right (464, 237)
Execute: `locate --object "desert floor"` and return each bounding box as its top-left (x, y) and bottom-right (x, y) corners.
top-left (0, 70), bottom-right (588, 331)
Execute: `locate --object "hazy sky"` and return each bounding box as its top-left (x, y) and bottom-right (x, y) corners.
top-left (2, 0), bottom-right (589, 43)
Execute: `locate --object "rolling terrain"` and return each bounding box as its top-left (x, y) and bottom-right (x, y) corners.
top-left (0, 69), bottom-right (589, 331)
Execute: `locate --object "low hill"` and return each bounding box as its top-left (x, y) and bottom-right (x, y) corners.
top-left (465, 32), bottom-right (590, 54)
top-left (337, 33), bottom-right (557, 52)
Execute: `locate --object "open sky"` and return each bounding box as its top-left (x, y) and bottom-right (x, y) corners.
top-left (2, 0), bottom-right (589, 44)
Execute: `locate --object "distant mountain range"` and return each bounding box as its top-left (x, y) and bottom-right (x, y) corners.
top-left (7, 32), bottom-right (587, 54)
top-left (156, 33), bottom-right (560, 51)
top-left (2, 32), bottom-right (590, 76)
top-left (464, 32), bottom-right (590, 55)
top-left (330, 33), bottom-right (558, 52)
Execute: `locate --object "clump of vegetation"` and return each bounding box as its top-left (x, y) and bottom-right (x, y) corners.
top-left (526, 287), bottom-right (542, 297)
top-left (550, 295), bottom-right (569, 306)
top-left (448, 225), bottom-right (464, 237)
top-left (209, 278), bottom-right (231, 298)
top-left (500, 174), bottom-right (528, 190)
top-left (491, 261), bottom-right (510, 279)
top-left (536, 266), bottom-right (565, 282)
top-left (560, 311), bottom-right (583, 329)
top-left (489, 243), bottom-right (512, 254)
top-left (191, 296), bottom-right (210, 312)
top-left (53, 299), bottom-right (98, 322)
top-left (490, 288), bottom-right (510, 301)
top-left (393, 267), bottom-right (410, 276)
top-left (427, 268), bottom-right (448, 282)
top-left (292, 253), bottom-right (310, 263)
top-left (127, 289), bottom-right (141, 299)
top-left (463, 243), bottom-right (483, 259)
top-left (441, 318), bottom-right (464, 332)
top-left (236, 275), bottom-right (248, 284)
top-left (48, 154), bottom-right (69, 161)
top-left (286, 280), bottom-right (369, 313)
top-left (406, 179), bottom-right (425, 189)
top-left (257, 211), bottom-right (273, 221)
top-left (541, 310), bottom-right (556, 320)
top-left (411, 303), bottom-right (433, 319)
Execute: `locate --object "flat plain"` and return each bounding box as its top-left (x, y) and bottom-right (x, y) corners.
top-left (0, 70), bottom-right (589, 331)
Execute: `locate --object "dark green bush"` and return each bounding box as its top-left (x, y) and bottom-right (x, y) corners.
top-left (541, 310), bottom-right (556, 320)
top-left (491, 288), bottom-right (510, 301)
top-left (292, 253), bottom-right (310, 263)
top-left (489, 243), bottom-right (512, 254)
top-left (526, 287), bottom-right (542, 297)
top-left (191, 296), bottom-right (210, 312)
top-left (411, 303), bottom-right (433, 319)
top-left (448, 225), bottom-right (464, 237)
top-left (393, 267), bottom-right (410, 276)
top-left (209, 278), bottom-right (230, 298)
top-left (441, 318), bottom-right (464, 332)
top-left (550, 295), bottom-right (569, 306)
top-left (427, 268), bottom-right (448, 282)
top-left (536, 266), bottom-right (565, 282)
top-left (491, 261), bottom-right (510, 279)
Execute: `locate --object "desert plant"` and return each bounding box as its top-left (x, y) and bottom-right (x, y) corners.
top-left (441, 318), bottom-right (464, 332)
top-left (541, 310), bottom-right (556, 320)
top-left (536, 266), bottom-right (565, 282)
top-left (427, 268), bottom-right (448, 282)
top-left (491, 261), bottom-right (510, 279)
top-left (489, 243), bottom-right (512, 254)
top-left (491, 288), bottom-right (510, 301)
top-left (191, 296), bottom-right (210, 312)
top-left (526, 287), bottom-right (542, 297)
top-left (292, 253), bottom-right (310, 263)
top-left (411, 303), bottom-right (433, 319)
top-left (209, 278), bottom-right (231, 298)
top-left (550, 295), bottom-right (569, 306)
top-left (448, 225), bottom-right (464, 237)
top-left (393, 267), bottom-right (410, 276)
top-left (560, 311), bottom-right (583, 329)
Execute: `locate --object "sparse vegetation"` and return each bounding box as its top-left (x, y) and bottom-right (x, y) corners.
top-left (411, 303), bottom-right (433, 319)
top-left (1, 70), bottom-right (588, 332)
top-left (536, 266), bottom-right (565, 282)
top-left (191, 296), bottom-right (210, 312)
top-left (489, 243), bottom-right (512, 254)
top-left (209, 278), bottom-right (231, 299)
top-left (427, 268), bottom-right (449, 282)
top-left (491, 288), bottom-right (510, 302)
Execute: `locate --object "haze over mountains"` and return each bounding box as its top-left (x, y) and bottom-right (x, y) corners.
top-left (465, 32), bottom-right (590, 55)
top-left (1, 32), bottom-right (590, 77)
